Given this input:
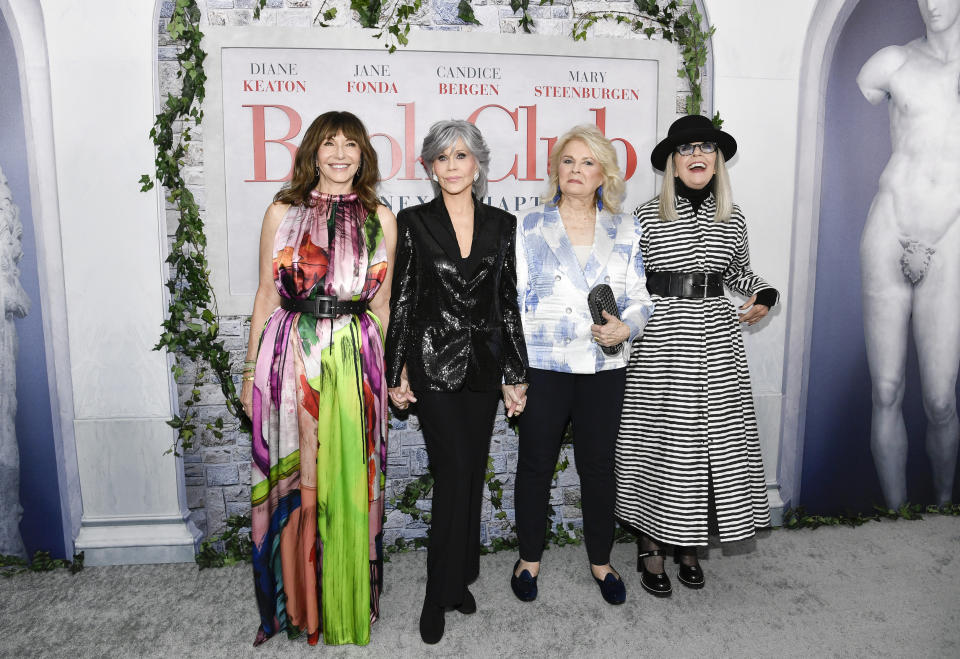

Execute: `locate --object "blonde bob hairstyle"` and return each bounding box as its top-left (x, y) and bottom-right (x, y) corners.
top-left (545, 124), bottom-right (625, 215)
top-left (658, 149), bottom-right (733, 222)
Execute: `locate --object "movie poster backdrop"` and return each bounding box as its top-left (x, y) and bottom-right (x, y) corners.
top-left (203, 30), bottom-right (677, 314)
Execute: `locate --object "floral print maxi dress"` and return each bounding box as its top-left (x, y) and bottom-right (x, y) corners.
top-left (250, 191), bottom-right (387, 646)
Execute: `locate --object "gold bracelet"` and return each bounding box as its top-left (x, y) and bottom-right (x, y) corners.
top-left (242, 375), bottom-right (254, 381)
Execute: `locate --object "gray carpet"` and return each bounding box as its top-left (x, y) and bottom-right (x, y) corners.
top-left (1, 517), bottom-right (958, 658)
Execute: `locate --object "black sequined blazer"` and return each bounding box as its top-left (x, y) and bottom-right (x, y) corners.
top-left (385, 196), bottom-right (527, 392)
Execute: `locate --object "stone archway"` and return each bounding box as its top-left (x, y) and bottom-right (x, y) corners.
top-left (0, 0), bottom-right (81, 559)
top-left (778, 0), bottom-right (863, 509)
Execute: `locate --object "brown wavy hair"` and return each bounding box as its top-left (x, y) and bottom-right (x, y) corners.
top-left (274, 110), bottom-right (380, 213)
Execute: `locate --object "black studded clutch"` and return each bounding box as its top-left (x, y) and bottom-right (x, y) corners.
top-left (587, 284), bottom-right (623, 356)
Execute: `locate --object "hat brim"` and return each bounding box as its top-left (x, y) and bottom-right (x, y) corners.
top-left (650, 127), bottom-right (737, 171)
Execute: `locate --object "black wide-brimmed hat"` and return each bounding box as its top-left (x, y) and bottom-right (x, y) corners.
top-left (650, 114), bottom-right (737, 171)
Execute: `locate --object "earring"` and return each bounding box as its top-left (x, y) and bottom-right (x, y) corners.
top-left (596, 185), bottom-right (603, 211)
top-left (473, 170), bottom-right (480, 182)
top-left (432, 173), bottom-right (439, 182)
top-left (315, 165), bottom-right (320, 178)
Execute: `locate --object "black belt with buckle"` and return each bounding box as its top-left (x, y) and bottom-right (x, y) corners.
top-left (646, 271), bottom-right (724, 299)
top-left (280, 295), bottom-right (369, 318)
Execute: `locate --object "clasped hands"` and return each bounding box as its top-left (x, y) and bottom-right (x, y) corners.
top-left (388, 368), bottom-right (529, 417)
top-left (388, 368), bottom-right (417, 410)
top-left (590, 310), bottom-right (630, 347)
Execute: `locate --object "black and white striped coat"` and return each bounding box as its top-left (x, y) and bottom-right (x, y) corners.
top-left (614, 194), bottom-right (772, 546)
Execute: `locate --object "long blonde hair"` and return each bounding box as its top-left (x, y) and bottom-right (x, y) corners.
top-left (545, 125), bottom-right (625, 214)
top-left (658, 150), bottom-right (733, 221)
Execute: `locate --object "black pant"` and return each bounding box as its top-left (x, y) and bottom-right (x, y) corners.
top-left (515, 367), bottom-right (626, 566)
top-left (416, 388), bottom-right (499, 607)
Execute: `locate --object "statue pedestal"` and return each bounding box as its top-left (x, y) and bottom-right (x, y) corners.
top-left (71, 418), bottom-right (201, 566)
top-left (74, 515), bottom-right (200, 566)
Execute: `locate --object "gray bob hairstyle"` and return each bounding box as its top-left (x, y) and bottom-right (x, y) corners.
top-left (420, 119), bottom-right (491, 198)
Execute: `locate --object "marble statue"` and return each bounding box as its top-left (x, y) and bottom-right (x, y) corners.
top-left (857, 0), bottom-right (960, 508)
top-left (0, 165), bottom-right (28, 557)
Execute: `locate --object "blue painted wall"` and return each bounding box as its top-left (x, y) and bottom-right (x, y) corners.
top-left (800, 0), bottom-right (960, 513)
top-left (0, 13), bottom-right (64, 557)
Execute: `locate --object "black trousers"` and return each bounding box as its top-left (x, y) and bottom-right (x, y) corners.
top-left (515, 367), bottom-right (626, 566)
top-left (416, 388), bottom-right (500, 607)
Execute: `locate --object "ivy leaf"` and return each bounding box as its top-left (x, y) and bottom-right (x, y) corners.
top-left (317, 7), bottom-right (338, 26)
top-left (457, 0), bottom-right (480, 25)
top-left (352, 0), bottom-right (383, 28)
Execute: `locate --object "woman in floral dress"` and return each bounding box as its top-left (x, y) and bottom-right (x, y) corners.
top-left (240, 111), bottom-right (396, 647)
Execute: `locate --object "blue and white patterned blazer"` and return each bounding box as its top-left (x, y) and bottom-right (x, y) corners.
top-left (516, 203), bottom-right (654, 373)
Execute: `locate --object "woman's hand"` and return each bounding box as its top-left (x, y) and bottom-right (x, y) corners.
top-left (590, 310), bottom-right (630, 347)
top-left (738, 295), bottom-right (770, 325)
top-left (241, 378), bottom-right (254, 421)
top-left (502, 383), bottom-right (528, 417)
top-left (388, 366), bottom-right (417, 410)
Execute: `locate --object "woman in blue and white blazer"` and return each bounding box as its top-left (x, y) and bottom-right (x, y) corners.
top-left (510, 125), bottom-right (654, 606)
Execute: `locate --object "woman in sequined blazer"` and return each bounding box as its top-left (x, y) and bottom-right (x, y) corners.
top-left (384, 120), bottom-right (527, 645)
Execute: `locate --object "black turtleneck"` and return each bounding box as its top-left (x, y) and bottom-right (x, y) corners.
top-left (674, 176), bottom-right (715, 215)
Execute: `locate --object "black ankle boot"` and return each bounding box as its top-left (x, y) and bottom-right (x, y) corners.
top-left (419, 598), bottom-right (445, 644)
top-left (455, 588), bottom-right (477, 614)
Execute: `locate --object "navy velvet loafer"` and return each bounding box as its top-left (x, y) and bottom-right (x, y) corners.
top-left (593, 570), bottom-right (627, 605)
top-left (510, 560), bottom-right (538, 602)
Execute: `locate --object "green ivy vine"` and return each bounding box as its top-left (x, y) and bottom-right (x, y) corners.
top-left (782, 503), bottom-right (960, 530)
top-left (0, 550), bottom-right (84, 577)
top-left (195, 514), bottom-right (253, 569)
top-left (573, 0), bottom-right (716, 119)
top-left (141, 0), bottom-right (241, 455)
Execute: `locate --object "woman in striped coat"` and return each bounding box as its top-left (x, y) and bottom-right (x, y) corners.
top-left (615, 115), bottom-right (778, 597)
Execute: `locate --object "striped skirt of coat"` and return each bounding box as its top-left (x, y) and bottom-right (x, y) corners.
top-left (614, 294), bottom-right (771, 546)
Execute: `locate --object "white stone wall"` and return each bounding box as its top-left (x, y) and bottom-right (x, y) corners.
top-left (159, 0), bottom-right (705, 542)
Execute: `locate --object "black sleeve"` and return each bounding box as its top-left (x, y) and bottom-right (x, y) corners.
top-left (384, 214), bottom-right (417, 387)
top-left (499, 214), bottom-right (528, 384)
top-left (754, 287), bottom-right (779, 308)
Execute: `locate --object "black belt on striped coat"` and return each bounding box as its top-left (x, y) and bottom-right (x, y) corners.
top-left (645, 271), bottom-right (724, 298)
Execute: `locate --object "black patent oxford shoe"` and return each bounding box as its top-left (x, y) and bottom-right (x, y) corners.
top-left (510, 559), bottom-right (538, 602)
top-left (637, 549), bottom-right (673, 597)
top-left (677, 561), bottom-right (705, 589)
top-left (674, 547), bottom-right (705, 589)
top-left (593, 569), bottom-right (627, 605)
